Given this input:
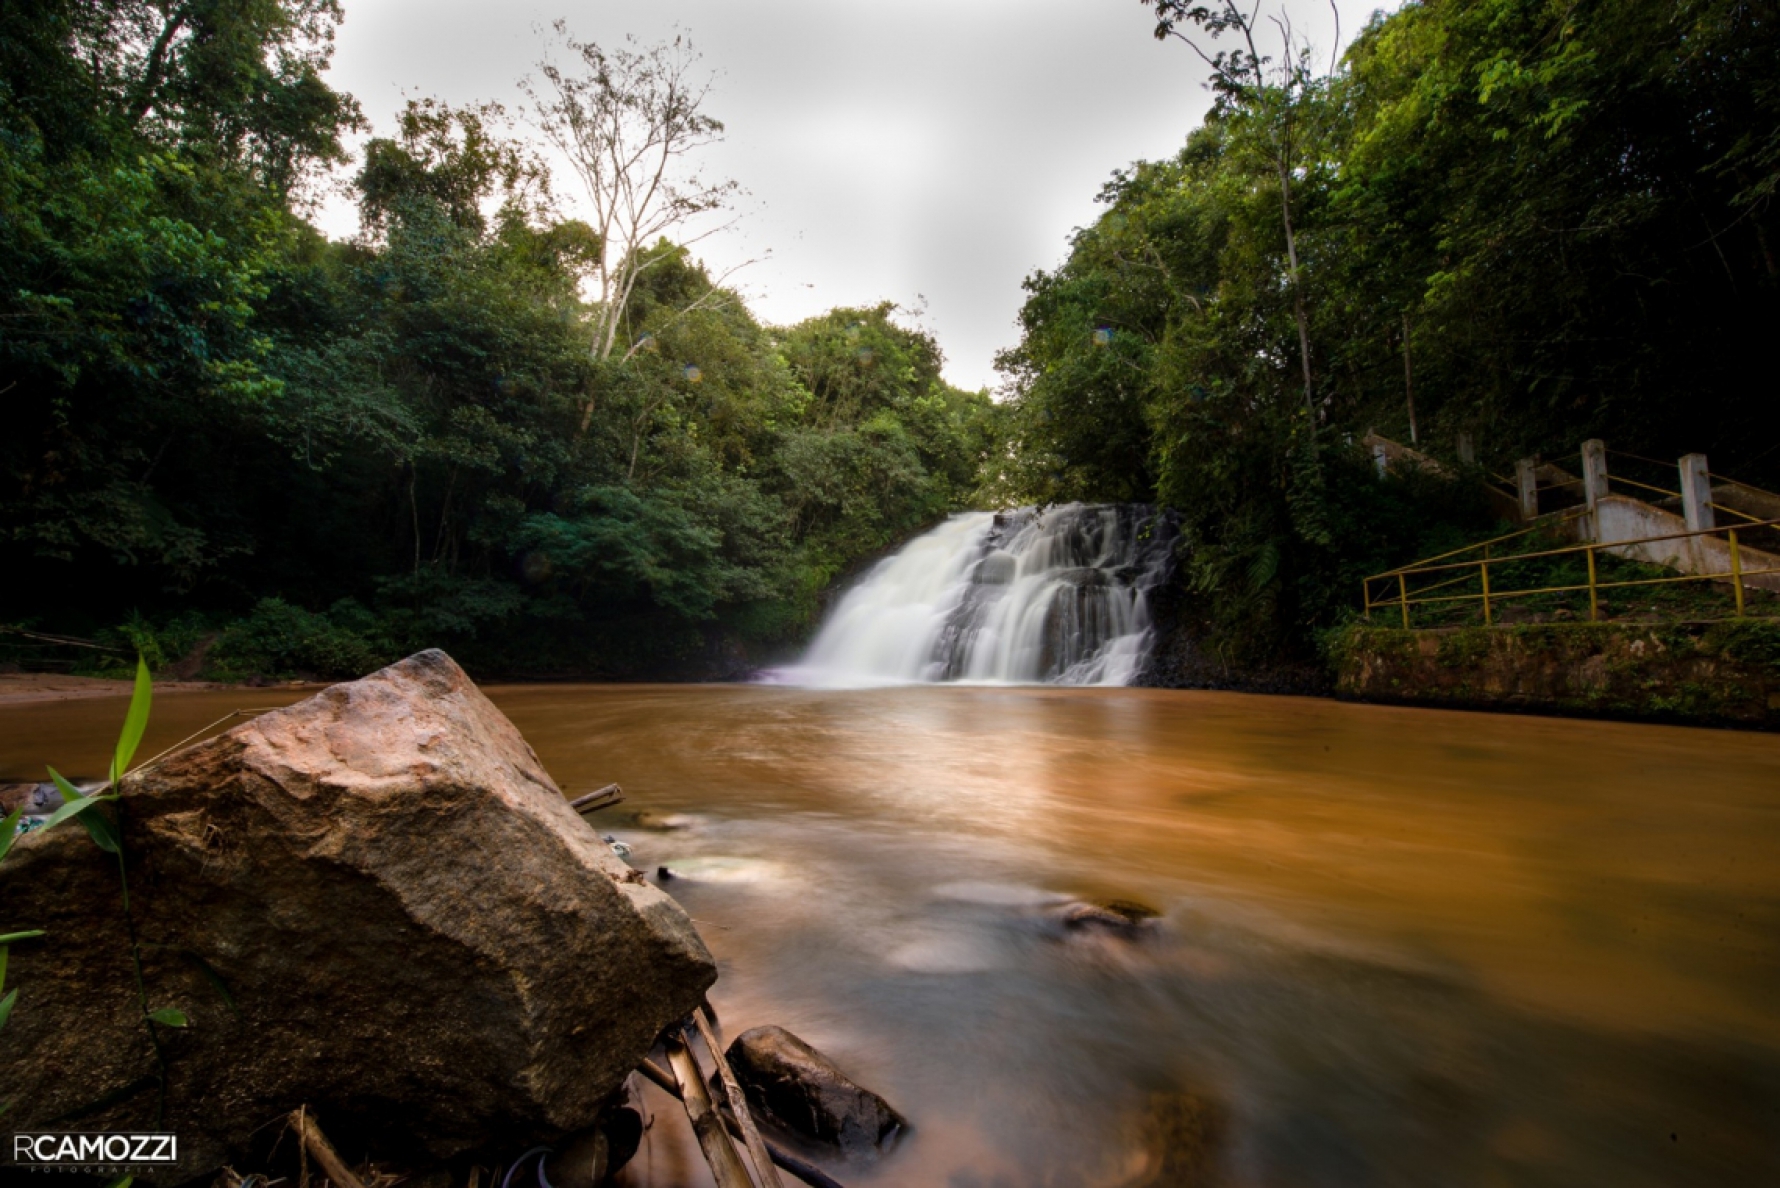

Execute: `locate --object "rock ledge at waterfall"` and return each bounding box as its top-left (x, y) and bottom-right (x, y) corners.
top-left (0, 650), bottom-right (716, 1182)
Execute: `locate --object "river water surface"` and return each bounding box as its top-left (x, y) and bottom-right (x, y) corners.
top-left (3, 685), bottom-right (1777, 1186)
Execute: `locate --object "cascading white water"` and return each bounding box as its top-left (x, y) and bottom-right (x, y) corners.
top-left (774, 503), bottom-right (1176, 687)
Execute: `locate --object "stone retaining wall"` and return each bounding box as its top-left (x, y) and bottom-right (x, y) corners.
top-left (1328, 620), bottom-right (1780, 728)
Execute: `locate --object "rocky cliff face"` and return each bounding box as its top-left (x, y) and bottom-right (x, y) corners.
top-left (1, 650), bottom-right (715, 1181)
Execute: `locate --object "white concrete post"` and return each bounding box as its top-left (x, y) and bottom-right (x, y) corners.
top-left (1679, 453), bottom-right (1715, 533)
top-left (1372, 442), bottom-right (1389, 477)
top-left (1516, 457), bottom-right (1539, 520)
top-left (1581, 440), bottom-right (1608, 508)
top-left (1581, 440), bottom-right (1609, 539)
top-left (1457, 433), bottom-right (1476, 466)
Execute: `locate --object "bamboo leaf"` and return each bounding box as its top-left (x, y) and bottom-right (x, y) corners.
top-left (0, 806), bottom-right (22, 864)
top-left (147, 1007), bottom-right (188, 1028)
top-left (112, 654), bottom-right (154, 784)
top-left (45, 768), bottom-right (122, 852)
top-left (36, 778), bottom-right (121, 853)
top-left (47, 766), bottom-right (87, 802)
top-left (79, 805), bottom-right (123, 853)
top-left (0, 988), bottom-right (16, 1029)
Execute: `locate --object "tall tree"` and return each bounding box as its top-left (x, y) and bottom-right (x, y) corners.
top-left (1141, 0), bottom-right (1337, 418)
top-left (525, 25), bottom-right (746, 432)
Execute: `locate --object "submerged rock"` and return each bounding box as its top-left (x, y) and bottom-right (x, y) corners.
top-left (626, 809), bottom-right (700, 830)
top-left (0, 650), bottom-right (715, 1182)
top-left (655, 856), bottom-right (790, 884)
top-left (545, 1077), bottom-right (647, 1188)
top-left (724, 1025), bottom-right (907, 1160)
top-left (1119, 1091), bottom-right (1227, 1187)
top-left (1045, 898), bottom-right (1161, 938)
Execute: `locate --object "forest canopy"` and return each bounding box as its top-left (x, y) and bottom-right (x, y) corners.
top-left (3, 0), bottom-right (1775, 677)
top-left (991, 0), bottom-right (1779, 661)
top-left (0, 1), bottom-right (996, 677)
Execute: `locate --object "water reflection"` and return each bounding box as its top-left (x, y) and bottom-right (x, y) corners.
top-left (3, 685), bottom-right (1778, 1185)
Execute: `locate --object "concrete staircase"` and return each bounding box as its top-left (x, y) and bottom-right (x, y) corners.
top-left (1366, 433), bottom-right (1780, 597)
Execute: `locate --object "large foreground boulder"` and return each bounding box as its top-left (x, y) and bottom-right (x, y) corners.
top-left (0, 650), bottom-right (715, 1182)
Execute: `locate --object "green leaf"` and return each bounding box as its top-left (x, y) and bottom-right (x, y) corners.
top-left (47, 767), bottom-right (86, 801)
top-left (0, 944), bottom-right (7, 994)
top-left (147, 1007), bottom-right (188, 1028)
top-left (0, 987), bottom-right (16, 1029)
top-left (0, 931), bottom-right (44, 945)
top-left (103, 1176), bottom-right (134, 1188)
top-left (0, 806), bottom-right (22, 864)
top-left (80, 805), bottom-right (122, 854)
top-left (37, 774), bottom-right (121, 853)
top-left (111, 654), bottom-right (154, 784)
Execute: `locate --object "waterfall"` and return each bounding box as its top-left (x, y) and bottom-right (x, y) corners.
top-left (775, 503), bottom-right (1176, 687)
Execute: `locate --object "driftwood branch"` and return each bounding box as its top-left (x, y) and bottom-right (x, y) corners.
top-left (696, 1007), bottom-right (786, 1188)
top-left (569, 784), bottom-right (624, 814)
top-left (0, 625), bottom-right (128, 652)
top-left (637, 1058), bottom-right (846, 1188)
top-left (290, 1108), bottom-right (368, 1188)
top-left (665, 1028), bottom-right (756, 1188)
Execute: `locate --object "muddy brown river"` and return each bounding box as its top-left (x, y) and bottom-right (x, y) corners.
top-left (3, 684), bottom-right (1777, 1186)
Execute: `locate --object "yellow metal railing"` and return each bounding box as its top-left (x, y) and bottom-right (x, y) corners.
top-left (1362, 518), bottom-right (1780, 629)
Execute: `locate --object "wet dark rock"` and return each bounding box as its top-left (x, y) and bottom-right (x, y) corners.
top-left (545, 1078), bottom-right (646, 1188)
top-left (972, 551), bottom-right (1017, 585)
top-left (0, 650), bottom-right (715, 1182)
top-left (1045, 899), bottom-right (1160, 938)
top-left (0, 780), bottom-right (63, 816)
top-left (1055, 566), bottom-right (1111, 587)
top-left (723, 1025), bottom-right (907, 1160)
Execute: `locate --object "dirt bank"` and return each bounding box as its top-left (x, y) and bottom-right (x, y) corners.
top-left (0, 671), bottom-right (318, 706)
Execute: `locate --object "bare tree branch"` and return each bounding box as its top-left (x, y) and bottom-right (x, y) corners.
top-left (524, 25), bottom-right (745, 431)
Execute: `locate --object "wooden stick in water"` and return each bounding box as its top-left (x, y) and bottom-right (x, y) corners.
top-left (568, 783), bottom-right (624, 814)
top-left (696, 1007), bottom-right (786, 1188)
top-left (665, 1027), bottom-right (757, 1188)
top-left (636, 1058), bottom-right (847, 1188)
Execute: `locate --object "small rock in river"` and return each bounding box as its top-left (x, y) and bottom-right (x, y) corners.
top-left (1044, 899), bottom-right (1160, 939)
top-left (653, 856), bottom-right (789, 885)
top-left (1, 779), bottom-right (80, 818)
top-left (627, 809), bottom-right (700, 830)
top-left (724, 1025), bottom-right (908, 1160)
top-left (1119, 1091), bottom-right (1227, 1187)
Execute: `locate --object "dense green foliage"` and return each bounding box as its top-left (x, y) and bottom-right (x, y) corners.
top-left (996, 0), bottom-right (1779, 662)
top-left (7, 0), bottom-right (1775, 680)
top-left (0, 1), bottom-right (994, 677)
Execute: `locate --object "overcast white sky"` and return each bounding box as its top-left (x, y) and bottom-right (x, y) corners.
top-left (313, 0), bottom-right (1395, 391)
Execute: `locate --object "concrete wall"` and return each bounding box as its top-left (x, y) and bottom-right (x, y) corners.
top-left (1558, 494), bottom-right (1780, 594)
